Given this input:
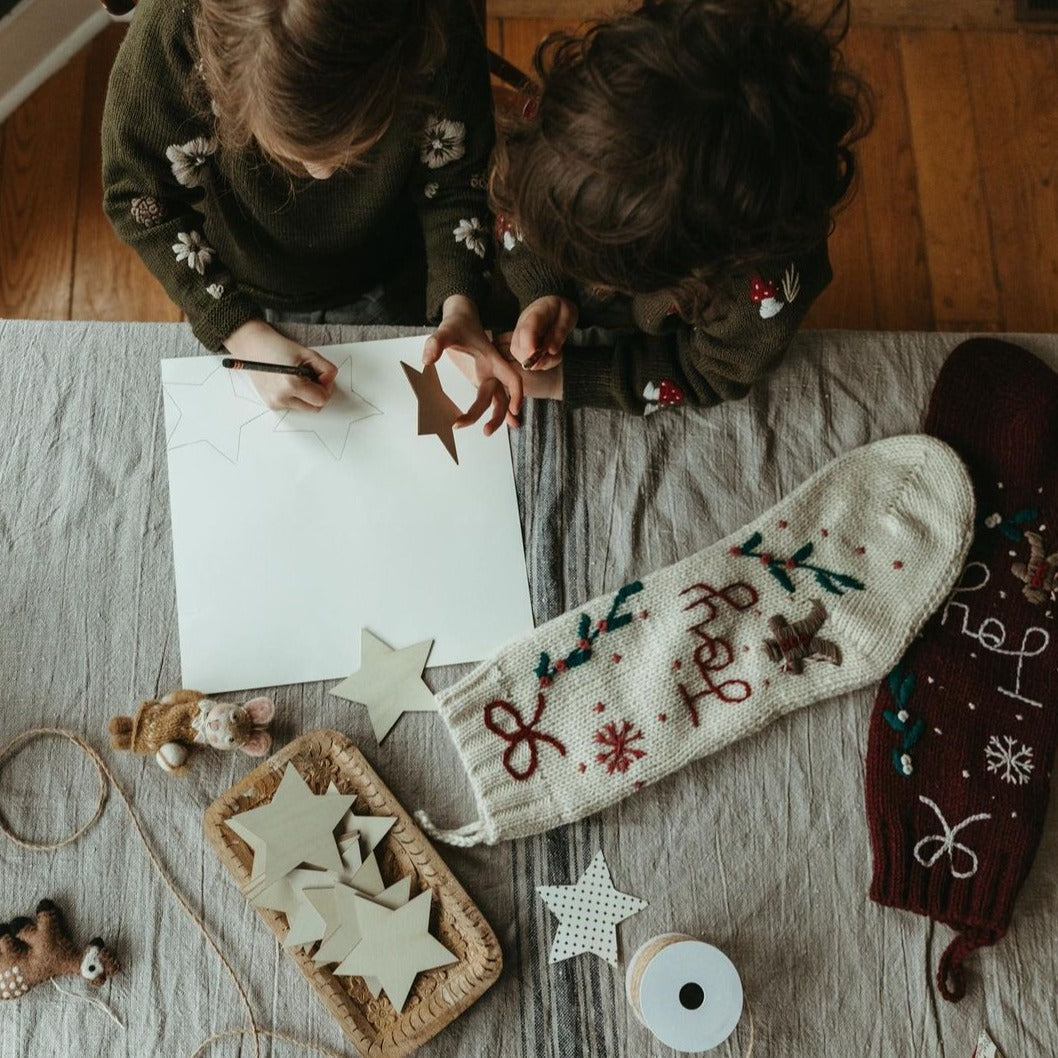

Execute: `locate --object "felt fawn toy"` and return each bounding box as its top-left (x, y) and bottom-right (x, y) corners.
top-left (0, 899), bottom-right (119, 1001)
top-left (108, 689), bottom-right (275, 774)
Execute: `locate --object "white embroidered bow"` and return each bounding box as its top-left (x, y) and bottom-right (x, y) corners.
top-left (912, 796), bottom-right (992, 880)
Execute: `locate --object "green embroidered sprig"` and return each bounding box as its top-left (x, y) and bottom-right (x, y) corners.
top-left (535, 581), bottom-right (644, 687)
top-left (982, 507), bottom-right (1039, 541)
top-left (729, 532), bottom-right (865, 595)
top-left (882, 661), bottom-right (925, 776)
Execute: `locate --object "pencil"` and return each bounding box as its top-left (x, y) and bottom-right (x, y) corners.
top-left (222, 357), bottom-right (319, 382)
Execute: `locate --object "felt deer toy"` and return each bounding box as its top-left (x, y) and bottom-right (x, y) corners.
top-left (108, 689), bottom-right (275, 774)
top-left (0, 900), bottom-right (119, 1001)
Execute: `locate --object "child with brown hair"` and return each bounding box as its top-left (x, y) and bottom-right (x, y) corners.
top-left (475, 0), bottom-right (870, 416)
top-left (103, 0), bottom-right (520, 421)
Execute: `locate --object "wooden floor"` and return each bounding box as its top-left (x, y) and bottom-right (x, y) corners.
top-left (2, 19), bottom-right (1057, 333)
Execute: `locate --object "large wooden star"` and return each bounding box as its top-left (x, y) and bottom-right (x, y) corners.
top-left (329, 629), bottom-right (437, 742)
top-left (333, 890), bottom-right (457, 1011)
top-left (400, 360), bottom-right (461, 464)
top-left (224, 765), bottom-right (354, 895)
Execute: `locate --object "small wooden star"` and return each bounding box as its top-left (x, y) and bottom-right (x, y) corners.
top-left (330, 629), bottom-right (437, 742)
top-left (312, 876), bottom-right (414, 967)
top-left (400, 360), bottom-right (461, 464)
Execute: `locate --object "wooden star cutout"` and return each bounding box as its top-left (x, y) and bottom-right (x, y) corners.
top-left (224, 765), bottom-right (354, 895)
top-left (400, 360), bottom-right (461, 464)
top-left (538, 850), bottom-right (647, 966)
top-left (312, 876), bottom-right (414, 966)
top-left (333, 890), bottom-right (457, 1011)
top-left (251, 832), bottom-right (361, 915)
top-left (329, 782), bottom-right (396, 857)
top-left (330, 629), bottom-right (437, 742)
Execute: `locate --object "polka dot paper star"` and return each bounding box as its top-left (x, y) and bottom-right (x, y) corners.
top-left (537, 850), bottom-right (647, 966)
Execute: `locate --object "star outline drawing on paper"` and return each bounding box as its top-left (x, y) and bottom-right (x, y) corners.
top-left (163, 361), bottom-right (270, 464)
top-left (272, 355), bottom-right (382, 460)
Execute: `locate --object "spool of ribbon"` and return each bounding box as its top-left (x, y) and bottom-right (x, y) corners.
top-left (625, 933), bottom-right (747, 1053)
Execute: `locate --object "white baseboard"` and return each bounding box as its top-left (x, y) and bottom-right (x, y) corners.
top-left (0, 0), bottom-right (110, 124)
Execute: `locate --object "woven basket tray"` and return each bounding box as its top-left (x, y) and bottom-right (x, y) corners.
top-left (203, 729), bottom-right (503, 1058)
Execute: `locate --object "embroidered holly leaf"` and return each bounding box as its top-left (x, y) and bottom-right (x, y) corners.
top-left (898, 673), bottom-right (916, 707)
top-left (768, 564), bottom-right (796, 593)
top-left (741, 532), bottom-right (763, 553)
top-left (607, 580), bottom-right (643, 631)
top-left (887, 664), bottom-right (905, 699)
top-left (576, 613), bottom-right (591, 641)
top-left (1012, 507), bottom-right (1039, 525)
top-left (791, 543), bottom-right (814, 563)
top-left (828, 571), bottom-right (866, 593)
top-left (904, 717), bottom-right (926, 749)
top-left (1001, 523), bottom-right (1022, 541)
top-left (813, 570), bottom-right (843, 596)
top-left (891, 747), bottom-right (909, 774)
top-left (534, 653), bottom-right (551, 680)
top-left (882, 709), bottom-right (904, 733)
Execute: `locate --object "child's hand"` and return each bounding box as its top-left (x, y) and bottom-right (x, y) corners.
top-left (423, 294), bottom-right (523, 434)
top-left (509, 295), bottom-right (578, 371)
top-left (224, 320), bottom-right (338, 411)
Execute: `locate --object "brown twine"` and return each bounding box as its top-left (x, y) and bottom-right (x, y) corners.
top-left (0, 727), bottom-right (348, 1058)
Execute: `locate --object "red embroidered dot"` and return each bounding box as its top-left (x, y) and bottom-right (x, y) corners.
top-left (760, 553), bottom-right (773, 566)
top-left (855, 546), bottom-right (866, 555)
top-left (785, 558), bottom-right (797, 569)
top-left (554, 659), bottom-right (567, 672)
top-left (658, 713), bottom-right (667, 722)
top-left (672, 659), bottom-right (682, 671)
top-left (598, 619), bottom-right (609, 632)
top-left (539, 676), bottom-right (551, 687)
top-left (578, 638), bottom-right (590, 650)
top-left (893, 560), bottom-right (904, 570)
top-left (578, 762), bottom-right (586, 773)
top-left (729, 546), bottom-right (742, 556)
top-left (593, 702), bottom-right (605, 713)
top-left (633, 781), bottom-right (645, 791)
top-left (820, 528), bottom-right (829, 538)
top-left (639, 610), bottom-right (649, 619)
top-left (612, 653), bottom-right (622, 663)
top-left (764, 678), bottom-right (771, 687)
top-left (778, 520), bottom-right (789, 528)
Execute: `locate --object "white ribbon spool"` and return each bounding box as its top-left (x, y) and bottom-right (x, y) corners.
top-left (625, 934), bottom-right (744, 1053)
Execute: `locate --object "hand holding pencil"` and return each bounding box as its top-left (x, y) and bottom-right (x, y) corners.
top-left (223, 320), bottom-right (338, 411)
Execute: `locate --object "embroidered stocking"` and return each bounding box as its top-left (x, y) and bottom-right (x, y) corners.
top-left (417, 435), bottom-right (974, 846)
top-left (865, 339), bottom-right (1058, 1001)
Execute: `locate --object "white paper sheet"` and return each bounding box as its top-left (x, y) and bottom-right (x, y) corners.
top-left (160, 336), bottom-right (534, 692)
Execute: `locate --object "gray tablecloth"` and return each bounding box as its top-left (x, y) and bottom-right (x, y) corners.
top-left (0, 319), bottom-right (1055, 1058)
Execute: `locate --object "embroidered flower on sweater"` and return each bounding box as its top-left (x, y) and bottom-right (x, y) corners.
top-left (641, 379), bottom-right (684, 415)
top-left (420, 116), bottom-right (466, 169)
top-left (424, 182), bottom-right (439, 200)
top-left (495, 214), bottom-right (522, 252)
top-left (470, 171), bottom-right (488, 190)
top-left (130, 195), bottom-right (168, 228)
top-left (206, 282), bottom-right (225, 300)
top-left (453, 217), bottom-right (487, 258)
top-left (172, 231), bottom-right (214, 275)
top-left (166, 136), bottom-right (217, 188)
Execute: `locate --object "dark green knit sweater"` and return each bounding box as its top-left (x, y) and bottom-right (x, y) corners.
top-left (501, 233), bottom-right (832, 415)
top-left (103, 0), bottom-right (494, 351)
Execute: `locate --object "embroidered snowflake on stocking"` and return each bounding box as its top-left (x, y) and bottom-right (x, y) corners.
top-left (594, 720), bottom-right (646, 774)
top-left (984, 735), bottom-right (1034, 785)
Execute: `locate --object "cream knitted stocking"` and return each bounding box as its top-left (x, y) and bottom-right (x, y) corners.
top-left (418, 436), bottom-right (975, 845)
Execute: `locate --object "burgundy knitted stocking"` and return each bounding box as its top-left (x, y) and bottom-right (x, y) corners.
top-left (865, 338), bottom-right (1058, 1001)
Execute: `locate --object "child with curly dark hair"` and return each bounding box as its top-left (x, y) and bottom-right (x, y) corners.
top-left (475, 0), bottom-right (871, 416)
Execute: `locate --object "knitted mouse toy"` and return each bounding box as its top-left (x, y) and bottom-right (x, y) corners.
top-left (0, 899), bottom-right (119, 1000)
top-left (108, 689), bottom-right (275, 774)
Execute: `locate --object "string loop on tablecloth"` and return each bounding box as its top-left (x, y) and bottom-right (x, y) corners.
top-left (0, 727), bottom-right (352, 1058)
